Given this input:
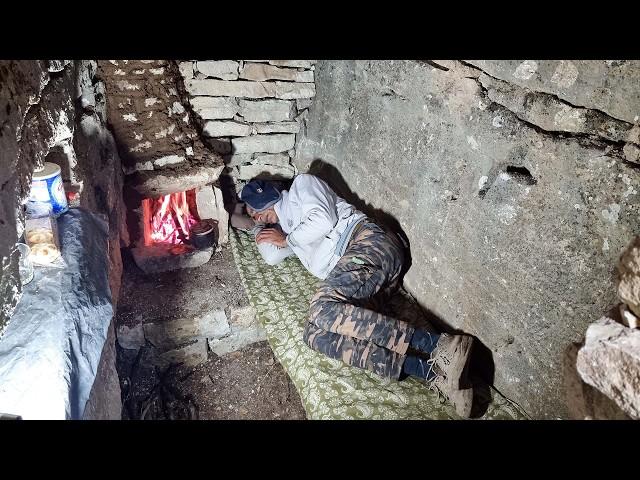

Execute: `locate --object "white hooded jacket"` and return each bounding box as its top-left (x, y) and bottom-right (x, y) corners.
top-left (273, 174), bottom-right (365, 280)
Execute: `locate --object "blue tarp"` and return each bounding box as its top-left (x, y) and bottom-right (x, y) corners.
top-left (0, 208), bottom-right (113, 419)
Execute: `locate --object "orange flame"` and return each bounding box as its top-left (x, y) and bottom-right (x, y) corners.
top-left (148, 191), bottom-right (198, 245)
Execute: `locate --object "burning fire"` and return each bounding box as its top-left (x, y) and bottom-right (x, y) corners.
top-left (147, 191), bottom-right (198, 245)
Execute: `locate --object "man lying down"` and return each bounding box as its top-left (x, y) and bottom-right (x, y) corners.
top-left (230, 173), bottom-right (475, 417)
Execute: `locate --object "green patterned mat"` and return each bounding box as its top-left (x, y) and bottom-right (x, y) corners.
top-left (230, 228), bottom-right (527, 420)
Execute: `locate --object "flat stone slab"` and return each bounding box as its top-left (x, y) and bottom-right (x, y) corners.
top-left (154, 339), bottom-right (208, 368)
top-left (238, 99), bottom-right (295, 122)
top-left (207, 305), bottom-right (266, 356)
top-left (268, 60), bottom-right (315, 69)
top-left (235, 162), bottom-right (295, 180)
top-left (253, 122), bottom-right (300, 134)
top-left (203, 120), bottom-right (252, 137)
top-left (191, 96), bottom-right (239, 120)
top-left (131, 245), bottom-right (214, 274)
top-left (231, 133), bottom-right (295, 154)
top-left (240, 62), bottom-right (314, 82)
top-left (132, 164), bottom-right (224, 198)
top-left (196, 60), bottom-right (239, 80)
top-left (186, 79), bottom-right (276, 98)
top-left (144, 310), bottom-right (230, 350)
top-left (208, 328), bottom-right (267, 356)
top-left (253, 153), bottom-right (291, 167)
top-left (274, 81), bottom-right (316, 100)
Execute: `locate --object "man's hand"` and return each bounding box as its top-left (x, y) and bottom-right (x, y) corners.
top-left (256, 228), bottom-right (288, 248)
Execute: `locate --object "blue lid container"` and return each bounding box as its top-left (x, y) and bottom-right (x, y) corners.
top-left (27, 162), bottom-right (68, 217)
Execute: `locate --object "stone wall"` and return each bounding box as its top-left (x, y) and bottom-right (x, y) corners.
top-left (294, 60), bottom-right (640, 419)
top-left (177, 60), bottom-right (316, 191)
top-left (0, 60), bottom-right (125, 418)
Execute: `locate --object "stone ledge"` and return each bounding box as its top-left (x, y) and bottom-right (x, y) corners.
top-left (130, 164), bottom-right (224, 198)
top-left (131, 245), bottom-right (214, 274)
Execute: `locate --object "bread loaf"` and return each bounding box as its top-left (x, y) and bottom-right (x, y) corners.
top-left (25, 216), bottom-right (61, 265)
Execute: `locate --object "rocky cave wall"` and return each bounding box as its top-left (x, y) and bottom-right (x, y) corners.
top-left (0, 60), bottom-right (125, 418)
top-left (294, 60), bottom-right (640, 419)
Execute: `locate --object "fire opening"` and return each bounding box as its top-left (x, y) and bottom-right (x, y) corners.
top-left (142, 190), bottom-right (199, 247)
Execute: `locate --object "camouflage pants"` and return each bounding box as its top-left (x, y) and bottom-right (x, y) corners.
top-left (303, 220), bottom-right (415, 380)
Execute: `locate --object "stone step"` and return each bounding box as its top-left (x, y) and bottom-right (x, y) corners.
top-left (117, 306), bottom-right (264, 366)
top-left (143, 310), bottom-right (231, 350)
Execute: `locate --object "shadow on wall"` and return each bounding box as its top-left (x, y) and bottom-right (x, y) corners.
top-left (306, 158), bottom-right (496, 418)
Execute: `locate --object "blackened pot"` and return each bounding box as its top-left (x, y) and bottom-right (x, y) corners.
top-left (191, 219), bottom-right (218, 249)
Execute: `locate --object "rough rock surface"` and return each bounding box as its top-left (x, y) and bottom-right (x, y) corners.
top-left (0, 60), bottom-right (125, 418)
top-left (466, 60), bottom-right (640, 125)
top-left (83, 322), bottom-right (122, 419)
top-left (294, 60), bottom-right (640, 419)
top-left (563, 341), bottom-right (630, 419)
top-left (618, 236), bottom-right (640, 317)
top-left (576, 315), bottom-right (640, 419)
top-left (0, 60), bottom-right (50, 334)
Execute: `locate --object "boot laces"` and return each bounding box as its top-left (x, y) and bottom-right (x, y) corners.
top-left (424, 358), bottom-right (447, 404)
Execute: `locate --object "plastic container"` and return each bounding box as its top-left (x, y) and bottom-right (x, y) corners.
top-left (24, 216), bottom-right (62, 266)
top-left (16, 243), bottom-right (34, 285)
top-left (27, 162), bottom-right (68, 217)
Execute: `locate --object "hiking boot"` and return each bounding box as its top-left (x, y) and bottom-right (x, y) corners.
top-left (430, 374), bottom-right (474, 418)
top-left (430, 333), bottom-right (474, 391)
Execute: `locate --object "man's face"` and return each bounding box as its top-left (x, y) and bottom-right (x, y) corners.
top-left (246, 205), bottom-right (278, 225)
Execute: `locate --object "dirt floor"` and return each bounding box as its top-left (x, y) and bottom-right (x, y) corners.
top-left (117, 246), bottom-right (247, 329)
top-left (116, 245), bottom-right (307, 420)
top-left (118, 340), bottom-right (307, 420)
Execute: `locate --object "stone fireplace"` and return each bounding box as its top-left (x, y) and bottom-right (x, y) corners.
top-left (124, 167), bottom-right (228, 274)
top-left (98, 59), bottom-right (229, 274)
top-left (97, 59), bottom-right (317, 274)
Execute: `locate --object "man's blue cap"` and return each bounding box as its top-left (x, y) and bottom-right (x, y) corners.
top-left (240, 179), bottom-right (282, 212)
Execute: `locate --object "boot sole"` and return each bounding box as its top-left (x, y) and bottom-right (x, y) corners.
top-left (453, 386), bottom-right (474, 418)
